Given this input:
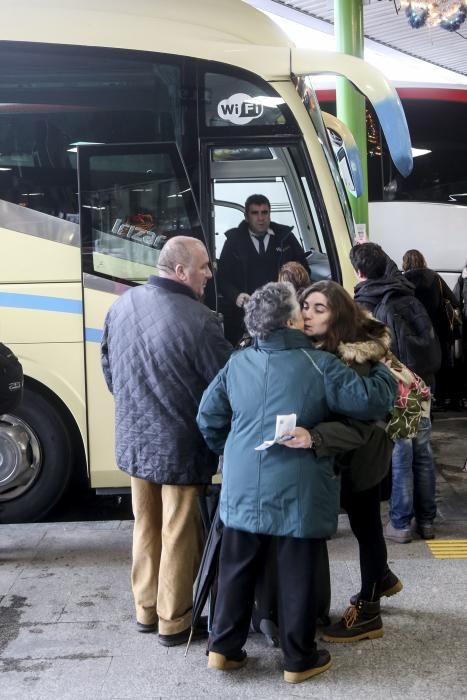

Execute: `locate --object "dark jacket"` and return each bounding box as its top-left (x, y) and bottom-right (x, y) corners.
top-left (217, 220), bottom-right (309, 304)
top-left (354, 274), bottom-right (441, 385)
top-left (404, 267), bottom-right (459, 344)
top-left (197, 328), bottom-right (396, 539)
top-left (101, 276), bottom-right (232, 485)
top-left (453, 275), bottom-right (467, 323)
top-left (310, 331), bottom-right (394, 493)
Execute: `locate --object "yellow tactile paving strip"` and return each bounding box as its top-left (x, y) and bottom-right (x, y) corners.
top-left (427, 540), bottom-right (467, 559)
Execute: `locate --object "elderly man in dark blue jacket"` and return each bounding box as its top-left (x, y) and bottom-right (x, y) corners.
top-left (101, 236), bottom-right (232, 646)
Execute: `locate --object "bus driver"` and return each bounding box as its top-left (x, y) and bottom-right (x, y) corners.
top-left (217, 194), bottom-right (309, 344)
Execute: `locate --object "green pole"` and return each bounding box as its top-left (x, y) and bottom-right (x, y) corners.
top-left (334, 0), bottom-right (368, 232)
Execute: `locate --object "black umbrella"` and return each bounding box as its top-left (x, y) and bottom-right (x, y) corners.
top-left (185, 502), bottom-right (224, 656)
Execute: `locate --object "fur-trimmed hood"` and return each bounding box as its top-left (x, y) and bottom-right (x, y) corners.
top-left (337, 324), bottom-right (392, 365)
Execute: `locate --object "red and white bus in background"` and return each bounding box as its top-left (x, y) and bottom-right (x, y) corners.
top-left (317, 83), bottom-right (467, 288)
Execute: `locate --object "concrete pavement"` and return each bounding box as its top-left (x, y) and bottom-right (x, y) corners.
top-left (1, 412), bottom-right (466, 699)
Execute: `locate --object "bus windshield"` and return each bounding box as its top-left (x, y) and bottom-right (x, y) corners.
top-left (293, 75), bottom-right (355, 242)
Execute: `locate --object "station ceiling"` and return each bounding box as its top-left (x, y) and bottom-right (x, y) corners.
top-left (260, 1), bottom-right (467, 77)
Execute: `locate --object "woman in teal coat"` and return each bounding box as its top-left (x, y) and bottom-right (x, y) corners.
top-left (197, 282), bottom-right (396, 684)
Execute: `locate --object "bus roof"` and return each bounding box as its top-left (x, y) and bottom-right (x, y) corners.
top-left (0, 0), bottom-right (292, 58)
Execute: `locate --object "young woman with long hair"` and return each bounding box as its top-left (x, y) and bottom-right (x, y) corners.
top-left (284, 280), bottom-right (403, 643)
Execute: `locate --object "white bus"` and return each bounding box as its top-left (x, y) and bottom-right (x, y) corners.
top-left (0, 0), bottom-right (411, 522)
top-left (317, 84), bottom-right (467, 288)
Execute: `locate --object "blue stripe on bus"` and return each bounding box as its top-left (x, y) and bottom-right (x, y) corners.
top-left (85, 328), bottom-right (103, 343)
top-left (0, 292), bottom-right (83, 314)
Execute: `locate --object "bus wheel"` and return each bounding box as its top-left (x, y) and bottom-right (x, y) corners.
top-left (0, 387), bottom-right (73, 524)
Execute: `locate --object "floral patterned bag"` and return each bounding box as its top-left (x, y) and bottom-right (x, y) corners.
top-left (385, 354), bottom-right (431, 441)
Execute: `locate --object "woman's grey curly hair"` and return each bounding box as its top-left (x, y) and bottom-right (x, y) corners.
top-left (244, 282), bottom-right (300, 339)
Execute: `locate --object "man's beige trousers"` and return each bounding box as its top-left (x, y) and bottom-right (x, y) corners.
top-left (130, 477), bottom-right (203, 635)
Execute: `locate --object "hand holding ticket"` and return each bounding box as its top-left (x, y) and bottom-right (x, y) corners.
top-left (255, 414), bottom-right (297, 451)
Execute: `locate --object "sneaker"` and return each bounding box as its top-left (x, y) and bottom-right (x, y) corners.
top-left (136, 621), bottom-right (157, 633)
top-left (416, 523), bottom-right (435, 539)
top-left (159, 617), bottom-right (208, 647)
top-left (384, 521), bottom-right (412, 544)
top-left (207, 650), bottom-right (247, 670)
top-left (349, 569), bottom-right (403, 606)
top-left (283, 649), bottom-right (331, 684)
top-left (321, 600), bottom-right (383, 643)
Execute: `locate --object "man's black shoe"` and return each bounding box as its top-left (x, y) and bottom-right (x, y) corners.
top-left (136, 621), bottom-right (157, 633)
top-left (284, 649), bottom-right (331, 683)
top-left (159, 616), bottom-right (208, 647)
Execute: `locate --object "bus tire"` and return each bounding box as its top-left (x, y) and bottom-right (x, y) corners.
top-left (0, 386), bottom-right (73, 524)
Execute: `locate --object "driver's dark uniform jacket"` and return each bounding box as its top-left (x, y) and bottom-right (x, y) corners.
top-left (101, 275), bottom-right (232, 485)
top-left (218, 220), bottom-right (309, 304)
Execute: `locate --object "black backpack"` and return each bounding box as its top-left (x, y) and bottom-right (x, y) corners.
top-left (373, 291), bottom-right (442, 382)
top-left (0, 343), bottom-right (24, 414)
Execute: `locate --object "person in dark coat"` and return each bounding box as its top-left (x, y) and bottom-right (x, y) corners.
top-left (402, 248), bottom-right (460, 408)
top-left (197, 282), bottom-right (396, 684)
top-left (101, 236), bottom-right (232, 645)
top-left (349, 242), bottom-right (439, 544)
top-left (217, 194), bottom-right (309, 344)
top-left (298, 280), bottom-right (402, 643)
top-left (453, 262), bottom-right (467, 404)
top-left (454, 262), bottom-right (467, 320)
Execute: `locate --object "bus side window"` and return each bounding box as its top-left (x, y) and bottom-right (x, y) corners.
top-left (80, 147), bottom-right (202, 284)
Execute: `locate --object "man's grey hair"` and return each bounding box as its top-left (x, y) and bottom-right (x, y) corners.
top-left (158, 235), bottom-right (204, 272)
top-left (244, 282), bottom-right (300, 339)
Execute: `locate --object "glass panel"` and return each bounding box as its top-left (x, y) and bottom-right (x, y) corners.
top-left (318, 95), bottom-right (467, 207)
top-left (212, 146), bottom-right (273, 161)
top-left (210, 144), bottom-right (330, 278)
top-left (296, 77), bottom-right (355, 241)
top-left (213, 179), bottom-right (301, 259)
top-left (0, 44), bottom-right (184, 223)
top-left (204, 71), bottom-right (292, 129)
top-left (383, 99), bottom-right (467, 205)
top-left (79, 144), bottom-right (201, 283)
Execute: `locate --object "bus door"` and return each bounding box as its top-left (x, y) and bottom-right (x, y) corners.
top-left (77, 142), bottom-right (203, 489)
top-left (204, 141), bottom-right (334, 284)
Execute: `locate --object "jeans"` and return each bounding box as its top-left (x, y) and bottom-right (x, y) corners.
top-left (390, 417), bottom-right (437, 530)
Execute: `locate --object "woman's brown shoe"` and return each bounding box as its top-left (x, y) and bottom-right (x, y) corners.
top-left (321, 600), bottom-right (383, 643)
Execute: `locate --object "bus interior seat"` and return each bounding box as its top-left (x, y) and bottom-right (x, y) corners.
top-left (306, 249), bottom-right (331, 281)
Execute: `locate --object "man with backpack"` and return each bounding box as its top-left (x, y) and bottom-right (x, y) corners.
top-left (349, 242), bottom-right (441, 543)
